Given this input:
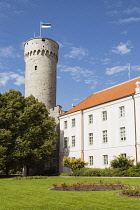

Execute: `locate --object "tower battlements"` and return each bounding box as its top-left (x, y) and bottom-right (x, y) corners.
top-left (24, 37), bottom-right (58, 62)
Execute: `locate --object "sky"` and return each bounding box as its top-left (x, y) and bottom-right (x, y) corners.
top-left (0, 0), bottom-right (140, 111)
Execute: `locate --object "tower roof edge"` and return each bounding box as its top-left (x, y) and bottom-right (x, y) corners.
top-left (24, 37), bottom-right (59, 48)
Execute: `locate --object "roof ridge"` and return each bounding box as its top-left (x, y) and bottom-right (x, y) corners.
top-left (63, 76), bottom-right (140, 116)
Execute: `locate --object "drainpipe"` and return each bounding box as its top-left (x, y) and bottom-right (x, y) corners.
top-left (132, 94), bottom-right (138, 164)
top-left (81, 110), bottom-right (84, 160)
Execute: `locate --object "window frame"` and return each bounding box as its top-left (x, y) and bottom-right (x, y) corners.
top-left (102, 130), bottom-right (108, 143)
top-left (71, 136), bottom-right (75, 147)
top-left (119, 106), bottom-right (125, 117)
top-left (103, 155), bottom-right (108, 165)
top-left (102, 111), bottom-right (107, 121)
top-left (89, 156), bottom-right (93, 166)
top-left (89, 133), bottom-right (93, 145)
top-left (64, 120), bottom-right (67, 129)
top-left (120, 127), bottom-right (126, 141)
top-left (72, 118), bottom-right (75, 127)
top-left (64, 137), bottom-right (68, 148)
top-left (88, 114), bottom-right (93, 124)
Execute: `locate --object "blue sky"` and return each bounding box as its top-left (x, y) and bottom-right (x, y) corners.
top-left (0, 0), bottom-right (140, 111)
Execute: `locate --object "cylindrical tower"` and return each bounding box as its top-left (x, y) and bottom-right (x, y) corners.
top-left (24, 37), bottom-right (59, 109)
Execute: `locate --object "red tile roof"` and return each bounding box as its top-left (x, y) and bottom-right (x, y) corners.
top-left (64, 77), bottom-right (140, 115)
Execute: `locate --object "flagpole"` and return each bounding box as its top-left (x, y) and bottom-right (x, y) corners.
top-left (40, 21), bottom-right (42, 37)
top-left (128, 63), bottom-right (131, 80)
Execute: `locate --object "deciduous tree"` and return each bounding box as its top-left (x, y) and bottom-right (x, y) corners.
top-left (0, 90), bottom-right (57, 176)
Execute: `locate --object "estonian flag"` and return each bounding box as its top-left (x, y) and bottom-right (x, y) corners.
top-left (41, 23), bottom-right (51, 28)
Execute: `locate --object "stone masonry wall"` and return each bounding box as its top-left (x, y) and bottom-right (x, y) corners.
top-left (24, 37), bottom-right (59, 110)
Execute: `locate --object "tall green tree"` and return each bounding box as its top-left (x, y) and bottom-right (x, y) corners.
top-left (0, 90), bottom-right (57, 176)
top-left (0, 90), bottom-right (24, 175)
top-left (16, 95), bottom-right (57, 176)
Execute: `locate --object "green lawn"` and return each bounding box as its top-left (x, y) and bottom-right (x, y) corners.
top-left (0, 177), bottom-right (140, 210)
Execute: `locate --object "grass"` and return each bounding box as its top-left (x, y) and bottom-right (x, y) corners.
top-left (1, 177), bottom-right (140, 210)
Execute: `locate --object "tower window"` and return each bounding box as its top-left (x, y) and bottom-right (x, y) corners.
top-left (35, 66), bottom-right (37, 70)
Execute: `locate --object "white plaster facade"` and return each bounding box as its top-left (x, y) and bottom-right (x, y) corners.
top-left (59, 79), bottom-right (140, 173)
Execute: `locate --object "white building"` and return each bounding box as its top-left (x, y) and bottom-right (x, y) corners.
top-left (59, 77), bottom-right (140, 173)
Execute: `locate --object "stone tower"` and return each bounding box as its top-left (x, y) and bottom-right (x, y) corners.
top-left (24, 37), bottom-right (59, 109)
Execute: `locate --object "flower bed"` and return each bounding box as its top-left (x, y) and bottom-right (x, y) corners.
top-left (49, 180), bottom-right (124, 191)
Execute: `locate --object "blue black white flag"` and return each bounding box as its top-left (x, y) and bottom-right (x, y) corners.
top-left (41, 23), bottom-right (51, 28)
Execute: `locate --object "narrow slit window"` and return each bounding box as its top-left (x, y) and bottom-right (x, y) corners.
top-left (35, 66), bottom-right (37, 70)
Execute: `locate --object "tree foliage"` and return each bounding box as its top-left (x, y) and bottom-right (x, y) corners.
top-left (16, 95), bottom-right (57, 175)
top-left (63, 157), bottom-right (88, 171)
top-left (0, 90), bottom-right (24, 175)
top-left (110, 154), bottom-right (134, 169)
top-left (0, 89), bottom-right (57, 176)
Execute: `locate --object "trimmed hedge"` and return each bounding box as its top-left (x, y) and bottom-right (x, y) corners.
top-left (72, 166), bottom-right (140, 177)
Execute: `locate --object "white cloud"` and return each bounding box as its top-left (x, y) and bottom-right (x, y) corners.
top-left (64, 47), bottom-right (88, 60)
top-left (124, 7), bottom-right (140, 14)
top-left (106, 65), bottom-right (129, 75)
top-left (106, 64), bottom-right (140, 75)
top-left (0, 46), bottom-right (21, 58)
top-left (73, 98), bottom-right (79, 101)
top-left (112, 41), bottom-right (133, 55)
top-left (101, 58), bottom-right (110, 65)
top-left (59, 64), bottom-right (97, 89)
top-left (121, 30), bottom-right (128, 35)
top-left (119, 17), bottom-right (140, 24)
top-left (0, 72), bottom-right (25, 86)
top-left (131, 65), bottom-right (140, 71)
top-left (60, 65), bottom-right (94, 82)
top-left (0, 2), bottom-right (12, 10)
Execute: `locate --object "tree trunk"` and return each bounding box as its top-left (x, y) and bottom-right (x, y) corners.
top-left (5, 166), bottom-right (9, 177)
top-left (26, 166), bottom-right (30, 176)
top-left (22, 166), bottom-right (30, 176)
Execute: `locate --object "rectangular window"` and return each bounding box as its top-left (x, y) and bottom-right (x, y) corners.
top-left (64, 137), bottom-right (68, 148)
top-left (72, 118), bottom-right (75, 127)
top-left (64, 121), bottom-right (67, 129)
top-left (102, 130), bottom-right (108, 143)
top-left (119, 106), bottom-right (125, 117)
top-left (72, 136), bottom-right (75, 147)
top-left (89, 133), bottom-right (93, 145)
top-left (35, 66), bottom-right (37, 70)
top-left (102, 111), bottom-right (107, 121)
top-left (89, 156), bottom-right (93, 166)
top-left (103, 155), bottom-right (108, 165)
top-left (88, 114), bottom-right (93, 124)
top-left (120, 127), bottom-right (126, 141)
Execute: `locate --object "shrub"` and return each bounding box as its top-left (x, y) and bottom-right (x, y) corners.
top-left (73, 168), bottom-right (103, 176)
top-left (110, 155), bottom-right (134, 169)
top-left (59, 173), bottom-right (72, 176)
top-left (122, 185), bottom-right (140, 196)
top-left (12, 176), bottom-right (48, 180)
top-left (72, 167), bottom-right (140, 177)
top-left (63, 157), bottom-right (88, 171)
